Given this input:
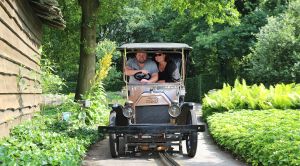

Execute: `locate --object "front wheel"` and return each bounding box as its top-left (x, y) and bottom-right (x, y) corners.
top-left (185, 110), bottom-right (198, 157)
top-left (109, 112), bottom-right (119, 158)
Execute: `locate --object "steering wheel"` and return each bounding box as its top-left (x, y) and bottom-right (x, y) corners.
top-left (134, 72), bottom-right (151, 81)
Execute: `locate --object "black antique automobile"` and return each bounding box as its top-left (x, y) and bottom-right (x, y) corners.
top-left (98, 43), bottom-right (205, 158)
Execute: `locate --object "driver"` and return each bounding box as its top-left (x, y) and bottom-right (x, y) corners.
top-left (124, 51), bottom-right (158, 83)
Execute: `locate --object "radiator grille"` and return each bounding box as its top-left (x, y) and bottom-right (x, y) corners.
top-left (135, 105), bottom-right (170, 124)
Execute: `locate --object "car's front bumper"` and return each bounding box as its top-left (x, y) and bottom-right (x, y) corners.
top-left (98, 124), bottom-right (205, 134)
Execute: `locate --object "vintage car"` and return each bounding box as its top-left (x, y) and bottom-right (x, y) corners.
top-left (98, 43), bottom-right (205, 158)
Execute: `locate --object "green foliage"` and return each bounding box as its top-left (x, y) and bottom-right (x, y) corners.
top-left (207, 109), bottom-right (300, 166)
top-left (96, 0), bottom-right (129, 26)
top-left (42, 0), bottom-right (81, 93)
top-left (42, 0), bottom-right (127, 94)
top-left (42, 0), bottom-right (295, 95)
top-left (185, 74), bottom-right (223, 103)
top-left (106, 91), bottom-right (126, 105)
top-left (190, 9), bottom-right (268, 78)
top-left (96, 40), bottom-right (120, 61)
top-left (202, 79), bottom-right (300, 120)
top-left (0, 99), bottom-right (104, 165)
top-left (81, 40), bottom-right (119, 125)
top-left (95, 40), bottom-right (123, 92)
top-left (244, 0), bottom-right (300, 84)
top-left (0, 89), bottom-right (125, 165)
top-left (102, 66), bottom-right (123, 91)
top-left (41, 55), bottom-right (65, 94)
top-left (186, 0), bottom-right (290, 84)
top-left (83, 82), bottom-right (110, 125)
top-left (143, 0), bottom-right (240, 25)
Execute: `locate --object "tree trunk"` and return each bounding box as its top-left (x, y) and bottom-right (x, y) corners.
top-left (75, 0), bottom-right (99, 100)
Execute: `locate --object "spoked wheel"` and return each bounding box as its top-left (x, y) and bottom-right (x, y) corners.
top-left (186, 110), bottom-right (198, 157)
top-left (109, 112), bottom-right (119, 158)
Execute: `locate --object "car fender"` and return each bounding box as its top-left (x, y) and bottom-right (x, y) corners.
top-left (176, 102), bottom-right (195, 125)
top-left (111, 104), bottom-right (129, 126)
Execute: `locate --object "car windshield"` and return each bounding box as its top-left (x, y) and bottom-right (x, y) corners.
top-left (124, 52), bottom-right (183, 84)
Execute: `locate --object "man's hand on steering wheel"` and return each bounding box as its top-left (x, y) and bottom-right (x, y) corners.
top-left (139, 70), bottom-right (149, 74)
top-left (134, 71), bottom-right (151, 81)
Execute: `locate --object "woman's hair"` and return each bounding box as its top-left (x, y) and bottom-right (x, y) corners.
top-left (163, 54), bottom-right (170, 62)
top-left (154, 53), bottom-right (171, 63)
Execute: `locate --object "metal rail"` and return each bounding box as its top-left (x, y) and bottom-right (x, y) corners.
top-left (158, 152), bottom-right (180, 166)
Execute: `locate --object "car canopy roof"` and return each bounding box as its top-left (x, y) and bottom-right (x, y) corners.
top-left (118, 43), bottom-right (192, 52)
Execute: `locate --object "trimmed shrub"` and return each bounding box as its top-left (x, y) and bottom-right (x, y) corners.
top-left (207, 109), bottom-right (300, 166)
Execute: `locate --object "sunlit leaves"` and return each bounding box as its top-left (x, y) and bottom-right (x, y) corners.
top-left (202, 79), bottom-right (300, 120)
top-left (143, 0), bottom-right (240, 25)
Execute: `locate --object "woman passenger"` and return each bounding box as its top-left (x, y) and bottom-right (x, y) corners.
top-left (154, 52), bottom-right (180, 83)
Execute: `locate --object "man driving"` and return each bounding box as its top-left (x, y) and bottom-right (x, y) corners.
top-left (124, 51), bottom-right (158, 83)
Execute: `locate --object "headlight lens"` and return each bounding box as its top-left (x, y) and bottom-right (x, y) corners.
top-left (168, 104), bottom-right (181, 117)
top-left (123, 105), bottom-right (134, 118)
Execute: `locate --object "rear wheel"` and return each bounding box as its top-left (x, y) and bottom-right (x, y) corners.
top-left (185, 110), bottom-right (198, 157)
top-left (109, 112), bottom-right (119, 158)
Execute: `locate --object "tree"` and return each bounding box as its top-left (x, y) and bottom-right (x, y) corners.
top-left (75, 0), bottom-right (100, 100)
top-left (143, 0), bottom-right (240, 25)
top-left (244, 0), bottom-right (300, 85)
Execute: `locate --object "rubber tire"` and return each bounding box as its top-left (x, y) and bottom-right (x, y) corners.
top-left (185, 110), bottom-right (198, 157)
top-left (109, 112), bottom-right (119, 158)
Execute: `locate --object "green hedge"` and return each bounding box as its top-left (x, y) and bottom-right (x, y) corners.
top-left (0, 105), bottom-right (104, 165)
top-left (207, 109), bottom-right (300, 166)
top-left (202, 80), bottom-right (300, 120)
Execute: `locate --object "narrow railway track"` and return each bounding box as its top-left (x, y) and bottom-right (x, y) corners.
top-left (158, 152), bottom-right (180, 166)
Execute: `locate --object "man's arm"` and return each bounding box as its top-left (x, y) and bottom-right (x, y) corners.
top-left (124, 66), bottom-right (148, 76)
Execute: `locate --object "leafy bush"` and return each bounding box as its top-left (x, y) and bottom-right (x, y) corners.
top-left (103, 66), bottom-right (123, 91)
top-left (83, 82), bottom-right (110, 125)
top-left (0, 97), bottom-right (106, 165)
top-left (244, 0), bottom-right (300, 84)
top-left (41, 57), bottom-right (65, 94)
top-left (202, 79), bottom-right (300, 120)
top-left (80, 40), bottom-right (119, 125)
top-left (96, 39), bottom-right (123, 91)
top-left (207, 109), bottom-right (300, 166)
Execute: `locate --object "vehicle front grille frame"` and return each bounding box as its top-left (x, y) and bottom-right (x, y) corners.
top-left (135, 105), bottom-right (170, 124)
